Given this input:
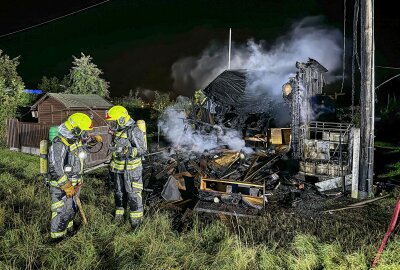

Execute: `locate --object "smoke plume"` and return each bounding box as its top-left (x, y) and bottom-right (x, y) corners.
top-left (158, 107), bottom-right (253, 154)
top-left (163, 16), bottom-right (343, 153)
top-left (171, 16), bottom-right (343, 96)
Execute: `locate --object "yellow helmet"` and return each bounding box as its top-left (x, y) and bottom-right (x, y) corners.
top-left (65, 112), bottom-right (93, 136)
top-left (105, 105), bottom-right (131, 126)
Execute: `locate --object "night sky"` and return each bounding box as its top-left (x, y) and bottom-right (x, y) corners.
top-left (0, 0), bottom-right (399, 104)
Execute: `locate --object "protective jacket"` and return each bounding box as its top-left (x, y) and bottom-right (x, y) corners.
top-left (48, 124), bottom-right (87, 238)
top-left (109, 119), bottom-right (146, 225)
top-left (110, 119), bottom-right (146, 173)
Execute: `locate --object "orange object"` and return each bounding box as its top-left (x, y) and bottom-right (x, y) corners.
top-left (76, 197), bottom-right (88, 225)
top-left (61, 182), bottom-right (76, 198)
top-left (94, 135), bottom-right (103, 143)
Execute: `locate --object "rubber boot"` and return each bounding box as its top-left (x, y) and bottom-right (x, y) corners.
top-left (130, 218), bottom-right (142, 230)
top-left (114, 214), bottom-right (124, 224)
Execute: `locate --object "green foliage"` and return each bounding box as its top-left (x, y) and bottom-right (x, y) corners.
top-left (0, 50), bottom-right (25, 145)
top-left (118, 89), bottom-right (146, 109)
top-left (66, 53), bottom-right (110, 97)
top-left (17, 92), bottom-right (37, 107)
top-left (259, 248), bottom-right (286, 270)
top-left (194, 89), bottom-right (206, 106)
top-left (375, 141), bottom-right (400, 151)
top-left (286, 234), bottom-right (321, 270)
top-left (38, 75), bottom-right (69, 93)
top-left (378, 161), bottom-right (400, 178)
top-left (319, 242), bottom-right (345, 269)
top-left (152, 90), bottom-right (172, 113)
top-left (375, 235), bottom-right (400, 270)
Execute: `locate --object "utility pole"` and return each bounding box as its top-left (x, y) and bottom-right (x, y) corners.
top-left (359, 0), bottom-right (375, 199)
top-left (228, 28), bottom-right (232, 70)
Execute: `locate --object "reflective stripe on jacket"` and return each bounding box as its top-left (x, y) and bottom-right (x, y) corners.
top-left (110, 125), bottom-right (145, 172)
top-left (48, 136), bottom-right (86, 187)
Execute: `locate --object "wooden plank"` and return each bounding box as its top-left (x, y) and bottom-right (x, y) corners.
top-left (243, 156), bottom-right (259, 180)
top-left (271, 128), bottom-right (283, 144)
top-left (202, 188), bottom-right (263, 200)
top-left (189, 160), bottom-right (203, 175)
top-left (193, 201), bottom-right (257, 218)
top-left (6, 119), bottom-right (20, 149)
top-left (244, 136), bottom-right (267, 142)
top-left (201, 178), bottom-right (264, 188)
top-left (315, 174), bottom-right (352, 191)
top-left (243, 154), bottom-right (282, 182)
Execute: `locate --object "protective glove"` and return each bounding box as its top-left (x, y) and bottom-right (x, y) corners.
top-left (61, 181), bottom-right (76, 198)
top-left (94, 135), bottom-right (103, 143)
top-left (87, 135), bottom-right (103, 147)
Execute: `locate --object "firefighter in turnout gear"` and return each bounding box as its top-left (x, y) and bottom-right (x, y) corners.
top-left (105, 105), bottom-right (146, 228)
top-left (48, 113), bottom-right (93, 240)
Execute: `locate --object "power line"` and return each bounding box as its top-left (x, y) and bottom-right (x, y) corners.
top-left (0, 0), bottom-right (111, 39)
top-left (375, 73), bottom-right (400, 90)
top-left (375, 65), bottom-right (400, 70)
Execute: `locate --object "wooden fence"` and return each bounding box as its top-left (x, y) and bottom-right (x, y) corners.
top-left (6, 119), bottom-right (112, 167)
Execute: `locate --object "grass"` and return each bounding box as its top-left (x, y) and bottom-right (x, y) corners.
top-left (374, 141), bottom-right (400, 153)
top-left (375, 141), bottom-right (400, 178)
top-left (378, 162), bottom-right (400, 178)
top-left (375, 141), bottom-right (400, 150)
top-left (0, 148), bottom-right (399, 269)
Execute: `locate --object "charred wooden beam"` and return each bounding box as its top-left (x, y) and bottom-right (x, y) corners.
top-left (243, 156), bottom-right (259, 180)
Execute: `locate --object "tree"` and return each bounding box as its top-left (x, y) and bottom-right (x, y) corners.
top-left (152, 90), bottom-right (172, 113)
top-left (126, 89), bottom-right (145, 108)
top-left (66, 53), bottom-right (109, 97)
top-left (38, 75), bottom-right (68, 93)
top-left (0, 50), bottom-right (25, 144)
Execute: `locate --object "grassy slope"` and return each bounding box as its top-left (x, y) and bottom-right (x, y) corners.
top-left (0, 148), bottom-right (399, 269)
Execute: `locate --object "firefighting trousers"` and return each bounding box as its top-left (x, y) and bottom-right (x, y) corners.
top-left (111, 167), bottom-right (143, 223)
top-left (50, 186), bottom-right (80, 238)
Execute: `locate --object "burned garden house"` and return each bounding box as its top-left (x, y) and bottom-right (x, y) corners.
top-left (153, 58), bottom-right (359, 216)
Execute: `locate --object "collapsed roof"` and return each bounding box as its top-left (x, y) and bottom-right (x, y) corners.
top-left (202, 69), bottom-right (289, 115)
top-left (200, 69), bottom-right (291, 131)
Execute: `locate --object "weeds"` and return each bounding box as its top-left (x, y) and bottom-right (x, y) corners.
top-left (378, 161), bottom-right (400, 178)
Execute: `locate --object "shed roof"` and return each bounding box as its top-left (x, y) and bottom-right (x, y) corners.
top-left (31, 93), bottom-right (113, 110)
top-left (202, 69), bottom-right (288, 114)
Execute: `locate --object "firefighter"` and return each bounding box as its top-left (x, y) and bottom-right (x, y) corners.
top-left (105, 105), bottom-right (146, 228)
top-left (48, 112), bottom-right (93, 240)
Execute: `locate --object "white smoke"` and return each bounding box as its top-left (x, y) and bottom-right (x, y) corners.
top-left (158, 107), bottom-right (253, 154)
top-left (164, 16), bottom-right (343, 153)
top-left (171, 16), bottom-right (342, 96)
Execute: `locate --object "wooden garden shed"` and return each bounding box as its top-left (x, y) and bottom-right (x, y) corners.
top-left (30, 93), bottom-right (113, 126)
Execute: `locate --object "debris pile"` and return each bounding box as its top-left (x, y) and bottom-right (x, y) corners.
top-left (145, 132), bottom-right (305, 217)
top-left (144, 58), bottom-right (357, 217)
